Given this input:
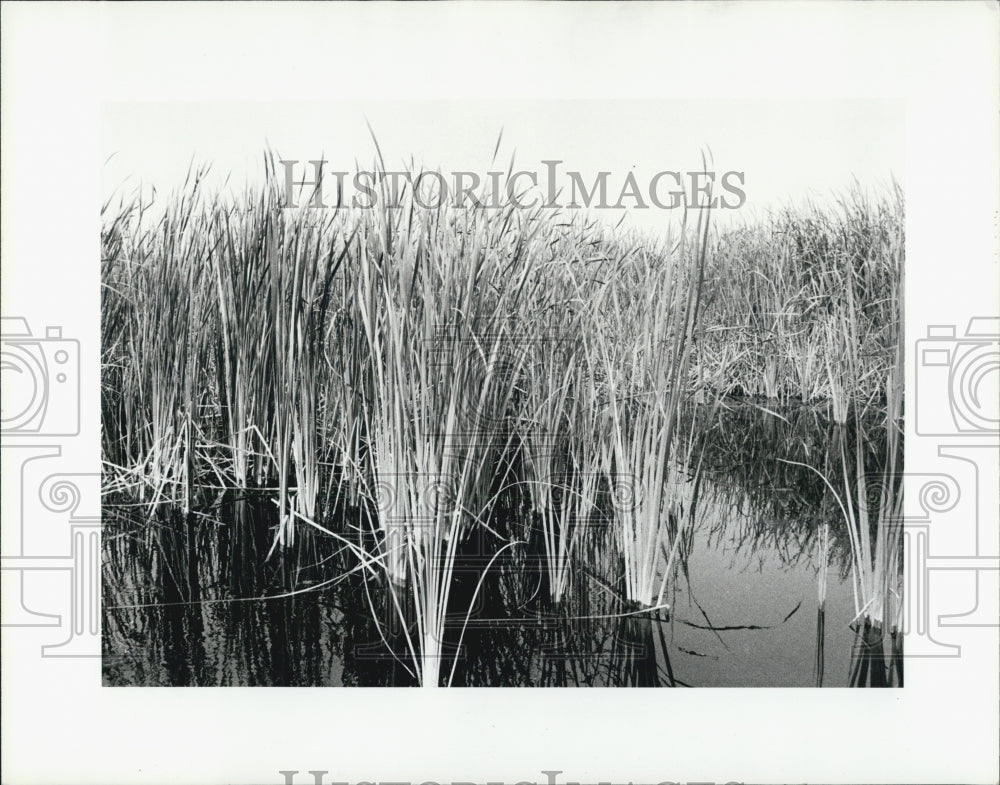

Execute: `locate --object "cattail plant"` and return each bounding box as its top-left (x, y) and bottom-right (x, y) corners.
top-left (210, 183), bottom-right (274, 488)
top-left (589, 205), bottom-right (711, 607)
top-left (353, 168), bottom-right (539, 685)
top-left (107, 168), bottom-right (213, 511)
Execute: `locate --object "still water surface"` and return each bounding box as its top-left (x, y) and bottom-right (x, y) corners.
top-left (102, 403), bottom-right (900, 687)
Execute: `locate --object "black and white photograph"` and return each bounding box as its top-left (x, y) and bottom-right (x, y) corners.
top-left (100, 101), bottom-right (906, 688)
top-left (2, 3), bottom-right (998, 784)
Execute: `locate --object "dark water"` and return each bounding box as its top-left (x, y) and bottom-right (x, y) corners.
top-left (102, 402), bottom-right (902, 687)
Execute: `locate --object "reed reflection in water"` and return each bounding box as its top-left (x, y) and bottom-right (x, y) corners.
top-left (104, 403), bottom-right (902, 688)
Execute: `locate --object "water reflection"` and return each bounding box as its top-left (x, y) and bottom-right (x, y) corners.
top-left (103, 402), bottom-right (901, 687)
top-left (849, 622), bottom-right (904, 688)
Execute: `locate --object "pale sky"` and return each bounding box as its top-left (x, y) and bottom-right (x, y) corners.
top-left (102, 99), bottom-right (904, 238)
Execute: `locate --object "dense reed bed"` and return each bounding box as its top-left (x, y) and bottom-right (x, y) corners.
top-left (698, 184), bottom-right (904, 420)
top-left (102, 160), bottom-right (903, 685)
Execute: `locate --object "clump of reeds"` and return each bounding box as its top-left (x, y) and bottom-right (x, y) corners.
top-left (782, 333), bottom-right (903, 638)
top-left (265, 178), bottom-right (347, 546)
top-left (102, 168), bottom-right (214, 512)
top-left (519, 330), bottom-right (581, 602)
top-left (588, 208), bottom-right (711, 607)
top-left (698, 183), bottom-right (904, 420)
top-left (210, 180), bottom-right (276, 488)
top-left (349, 165), bottom-right (551, 685)
top-left (101, 153), bottom-right (904, 686)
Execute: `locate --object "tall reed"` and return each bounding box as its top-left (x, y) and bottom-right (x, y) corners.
top-left (266, 189), bottom-right (344, 545)
top-left (210, 184), bottom-right (274, 487)
top-left (103, 169), bottom-right (213, 511)
top-left (589, 207), bottom-right (711, 607)
top-left (353, 169), bottom-right (539, 685)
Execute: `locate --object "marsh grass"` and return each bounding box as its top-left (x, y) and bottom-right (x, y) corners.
top-left (781, 363), bottom-right (903, 640)
top-left (102, 168), bottom-right (214, 511)
top-left (102, 155), bottom-right (903, 686)
top-left (699, 184), bottom-right (903, 419)
top-left (349, 166), bottom-right (552, 684)
top-left (589, 208), bottom-right (711, 607)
